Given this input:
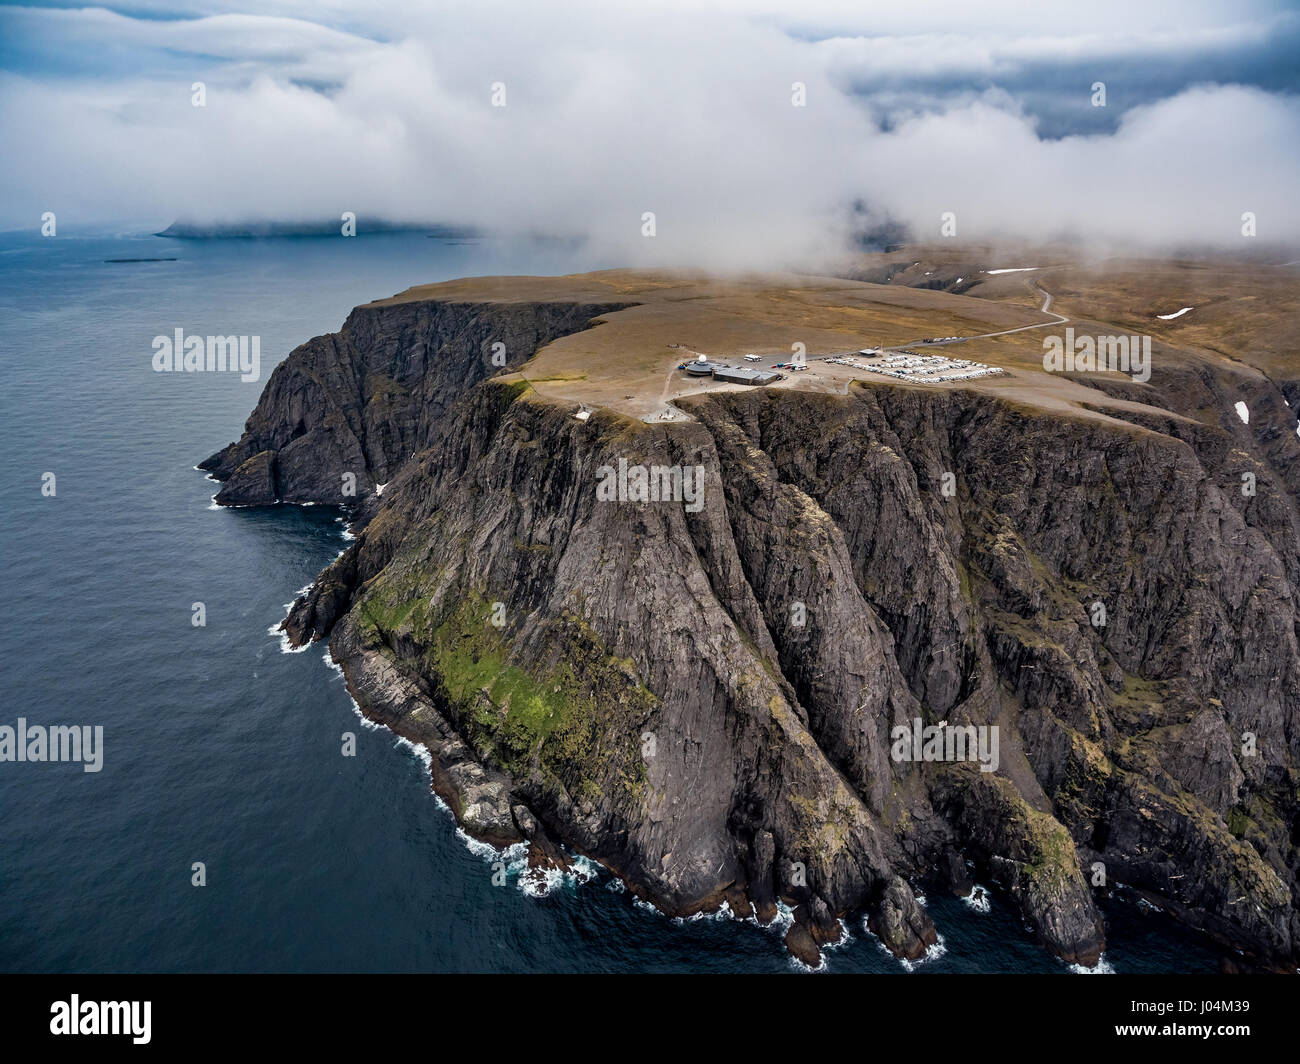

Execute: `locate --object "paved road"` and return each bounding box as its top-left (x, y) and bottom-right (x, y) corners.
top-left (879, 280), bottom-right (1068, 351)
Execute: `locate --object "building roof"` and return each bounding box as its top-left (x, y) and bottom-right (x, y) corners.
top-left (713, 366), bottom-right (781, 384)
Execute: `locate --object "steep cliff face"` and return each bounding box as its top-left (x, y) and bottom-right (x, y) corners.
top-left (205, 295), bottom-right (1300, 971)
top-left (199, 298), bottom-right (635, 503)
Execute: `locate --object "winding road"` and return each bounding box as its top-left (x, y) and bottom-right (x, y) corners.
top-left (884, 279), bottom-right (1068, 350)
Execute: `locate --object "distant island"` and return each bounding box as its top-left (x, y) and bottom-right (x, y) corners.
top-left (156, 220), bottom-right (480, 240)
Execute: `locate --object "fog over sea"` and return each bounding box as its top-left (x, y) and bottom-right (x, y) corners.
top-left (0, 230), bottom-right (1221, 972)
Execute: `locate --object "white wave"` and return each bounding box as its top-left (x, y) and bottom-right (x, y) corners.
top-left (673, 900), bottom-right (736, 925)
top-left (392, 733), bottom-right (434, 774)
top-left (458, 832), bottom-right (527, 863)
top-left (1069, 955), bottom-right (1115, 974)
top-left (518, 854), bottom-right (599, 899)
top-left (822, 919), bottom-right (852, 952)
top-left (865, 918), bottom-right (947, 971)
top-left (787, 950), bottom-right (828, 974)
top-left (568, 854), bottom-right (601, 884)
top-left (518, 863), bottom-right (567, 898)
top-left (267, 620), bottom-right (308, 654)
top-left (450, 824), bottom-right (601, 899)
top-left (772, 901), bottom-right (834, 972)
top-left (320, 650), bottom-right (343, 676)
top-left (770, 899), bottom-right (796, 935)
top-left (898, 934), bottom-right (947, 972)
top-left (324, 654), bottom-right (386, 731)
top-left (961, 884), bottom-right (992, 913)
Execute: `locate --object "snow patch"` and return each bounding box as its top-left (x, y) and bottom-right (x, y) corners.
top-left (986, 267), bottom-right (1040, 274)
top-left (1235, 401), bottom-right (1250, 425)
top-left (1156, 307), bottom-right (1194, 320)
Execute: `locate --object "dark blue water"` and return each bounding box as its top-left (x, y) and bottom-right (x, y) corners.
top-left (0, 230), bottom-right (1220, 973)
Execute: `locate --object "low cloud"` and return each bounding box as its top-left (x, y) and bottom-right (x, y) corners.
top-left (1, 1), bottom-right (1296, 267)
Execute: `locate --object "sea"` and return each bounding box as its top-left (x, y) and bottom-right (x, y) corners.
top-left (0, 229), bottom-right (1221, 973)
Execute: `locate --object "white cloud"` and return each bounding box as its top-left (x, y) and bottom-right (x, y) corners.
top-left (1, 1), bottom-right (1296, 266)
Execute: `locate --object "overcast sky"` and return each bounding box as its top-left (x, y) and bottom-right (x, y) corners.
top-left (2, 0), bottom-right (1297, 265)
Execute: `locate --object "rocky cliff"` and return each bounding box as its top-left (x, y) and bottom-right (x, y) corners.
top-left (203, 292), bottom-right (1300, 971)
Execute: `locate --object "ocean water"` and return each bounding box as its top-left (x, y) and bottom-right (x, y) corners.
top-left (0, 230), bottom-right (1221, 973)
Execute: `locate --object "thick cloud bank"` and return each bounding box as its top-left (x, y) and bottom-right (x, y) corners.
top-left (1, 1), bottom-right (1296, 266)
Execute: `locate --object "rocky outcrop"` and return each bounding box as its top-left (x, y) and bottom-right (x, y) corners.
top-left (200, 297), bottom-right (635, 503)
top-left (206, 292), bottom-right (1300, 972)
